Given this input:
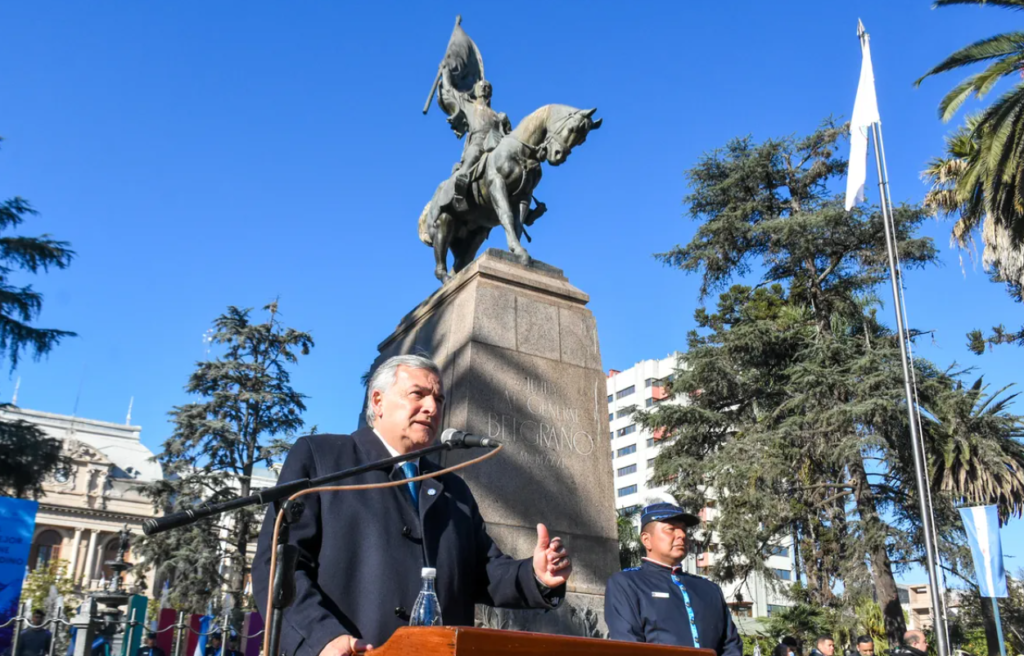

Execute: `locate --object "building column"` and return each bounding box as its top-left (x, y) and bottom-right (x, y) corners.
top-left (68, 528), bottom-right (83, 581)
top-left (81, 530), bottom-right (98, 585)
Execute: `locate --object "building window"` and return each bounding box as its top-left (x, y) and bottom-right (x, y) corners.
top-left (29, 530), bottom-right (62, 570)
top-left (773, 568), bottom-right (792, 581)
top-left (647, 458), bottom-right (656, 469)
top-left (617, 424), bottom-right (636, 437)
top-left (615, 386), bottom-right (635, 400)
top-left (646, 438), bottom-right (654, 448)
top-left (767, 604), bottom-right (788, 617)
top-left (645, 378), bottom-right (657, 388)
top-left (618, 484), bottom-right (638, 497)
top-left (617, 444), bottom-right (636, 457)
top-left (616, 408), bottom-right (632, 419)
top-left (645, 397), bottom-right (655, 408)
top-left (607, 394), bottom-right (613, 403)
top-left (608, 413), bottom-right (613, 422)
top-left (618, 464), bottom-right (637, 477)
top-left (769, 546), bottom-right (790, 557)
top-left (730, 605), bottom-right (753, 618)
top-left (619, 505), bottom-right (640, 516)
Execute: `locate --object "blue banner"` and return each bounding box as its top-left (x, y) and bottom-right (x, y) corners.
top-left (959, 505), bottom-right (1007, 598)
top-left (0, 496), bottom-right (39, 655)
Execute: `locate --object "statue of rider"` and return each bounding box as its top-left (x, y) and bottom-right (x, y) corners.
top-left (447, 78), bottom-right (511, 210)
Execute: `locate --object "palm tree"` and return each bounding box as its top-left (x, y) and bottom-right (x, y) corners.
top-left (916, 374), bottom-right (1024, 656)
top-left (616, 507), bottom-right (644, 569)
top-left (916, 0), bottom-right (1024, 291)
top-left (921, 375), bottom-right (1024, 520)
top-left (923, 115), bottom-right (1024, 296)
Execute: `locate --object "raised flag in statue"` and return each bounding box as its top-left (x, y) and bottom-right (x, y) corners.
top-left (958, 505), bottom-right (1007, 598)
top-left (845, 19), bottom-right (881, 211)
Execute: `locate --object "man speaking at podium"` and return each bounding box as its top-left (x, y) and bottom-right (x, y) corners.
top-left (252, 355), bottom-right (571, 656)
top-left (605, 503), bottom-right (742, 656)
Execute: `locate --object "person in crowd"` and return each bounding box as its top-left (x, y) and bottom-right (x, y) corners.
top-left (222, 638), bottom-right (242, 656)
top-left (16, 609), bottom-right (51, 656)
top-left (136, 633), bottom-right (165, 656)
top-left (811, 636), bottom-right (836, 656)
top-left (775, 637), bottom-right (800, 656)
top-left (856, 635), bottom-right (875, 656)
top-left (604, 502), bottom-right (742, 656)
top-left (899, 630), bottom-right (928, 656)
top-left (204, 636), bottom-right (222, 656)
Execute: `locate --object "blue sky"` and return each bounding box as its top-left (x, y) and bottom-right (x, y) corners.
top-left (1, 3), bottom-right (1021, 583)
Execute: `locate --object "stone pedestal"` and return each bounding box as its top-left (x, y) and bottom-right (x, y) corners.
top-left (370, 249), bottom-right (617, 636)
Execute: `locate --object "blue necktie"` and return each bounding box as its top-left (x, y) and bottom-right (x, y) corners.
top-left (400, 461), bottom-right (419, 506)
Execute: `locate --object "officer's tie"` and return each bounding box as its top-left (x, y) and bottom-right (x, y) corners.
top-left (400, 461), bottom-right (420, 506)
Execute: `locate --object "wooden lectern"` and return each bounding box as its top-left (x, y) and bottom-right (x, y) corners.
top-left (372, 626), bottom-right (716, 656)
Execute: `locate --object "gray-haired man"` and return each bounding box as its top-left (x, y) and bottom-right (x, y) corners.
top-left (252, 354), bottom-right (571, 656)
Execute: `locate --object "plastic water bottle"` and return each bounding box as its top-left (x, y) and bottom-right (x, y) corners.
top-left (409, 567), bottom-right (443, 626)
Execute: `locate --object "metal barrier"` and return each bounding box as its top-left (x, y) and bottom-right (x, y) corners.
top-left (3, 607), bottom-right (264, 656)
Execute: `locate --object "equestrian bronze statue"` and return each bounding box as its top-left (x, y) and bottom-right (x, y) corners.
top-left (420, 17), bottom-right (602, 283)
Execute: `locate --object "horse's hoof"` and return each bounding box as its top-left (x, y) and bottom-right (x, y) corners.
top-left (515, 251), bottom-right (532, 266)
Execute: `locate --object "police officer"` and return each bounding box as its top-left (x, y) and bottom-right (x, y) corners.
top-left (136, 633), bottom-right (166, 656)
top-left (605, 503), bottom-right (742, 656)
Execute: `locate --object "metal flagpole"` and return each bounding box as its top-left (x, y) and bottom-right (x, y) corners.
top-left (992, 598), bottom-right (1008, 656)
top-left (869, 115), bottom-right (950, 656)
top-left (874, 124), bottom-right (952, 648)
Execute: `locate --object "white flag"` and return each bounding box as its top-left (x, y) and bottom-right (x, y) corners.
top-left (845, 21), bottom-right (881, 211)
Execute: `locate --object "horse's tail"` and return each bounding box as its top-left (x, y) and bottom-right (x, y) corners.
top-left (418, 201), bottom-right (433, 246)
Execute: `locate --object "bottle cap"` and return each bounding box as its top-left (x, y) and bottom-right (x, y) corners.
top-left (421, 567), bottom-right (437, 578)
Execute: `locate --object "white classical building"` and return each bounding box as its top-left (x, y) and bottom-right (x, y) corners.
top-left (0, 406), bottom-right (162, 594)
top-left (606, 354), bottom-right (796, 621)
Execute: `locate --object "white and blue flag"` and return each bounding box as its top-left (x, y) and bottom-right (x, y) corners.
top-left (959, 505), bottom-right (1007, 598)
top-left (194, 614), bottom-right (215, 656)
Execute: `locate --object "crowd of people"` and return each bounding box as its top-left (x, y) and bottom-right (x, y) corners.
top-left (774, 630), bottom-right (932, 656)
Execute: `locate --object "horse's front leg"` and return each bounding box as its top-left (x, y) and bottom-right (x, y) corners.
top-left (486, 173), bottom-right (531, 266)
top-left (433, 211), bottom-right (454, 282)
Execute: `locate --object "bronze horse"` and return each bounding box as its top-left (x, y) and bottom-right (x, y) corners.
top-left (418, 104), bottom-right (602, 282)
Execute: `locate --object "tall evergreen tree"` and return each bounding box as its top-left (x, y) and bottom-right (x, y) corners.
top-left (640, 119), bottom-right (939, 643)
top-left (0, 137), bottom-right (75, 499)
top-left (138, 302), bottom-right (313, 612)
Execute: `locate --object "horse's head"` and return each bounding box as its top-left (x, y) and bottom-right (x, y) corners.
top-left (544, 107), bottom-right (602, 166)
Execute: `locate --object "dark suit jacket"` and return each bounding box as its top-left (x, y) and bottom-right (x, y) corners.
top-left (252, 428), bottom-right (559, 656)
top-left (605, 559), bottom-right (742, 656)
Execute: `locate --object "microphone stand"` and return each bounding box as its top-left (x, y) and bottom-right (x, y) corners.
top-left (142, 440), bottom-right (462, 656)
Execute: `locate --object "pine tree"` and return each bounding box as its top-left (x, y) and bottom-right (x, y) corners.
top-left (0, 137), bottom-right (75, 499)
top-left (137, 302), bottom-right (313, 612)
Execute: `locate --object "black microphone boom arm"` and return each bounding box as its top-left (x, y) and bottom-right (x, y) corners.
top-left (143, 441), bottom-right (454, 536)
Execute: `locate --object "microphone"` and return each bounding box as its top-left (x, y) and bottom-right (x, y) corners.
top-left (441, 428), bottom-right (501, 449)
